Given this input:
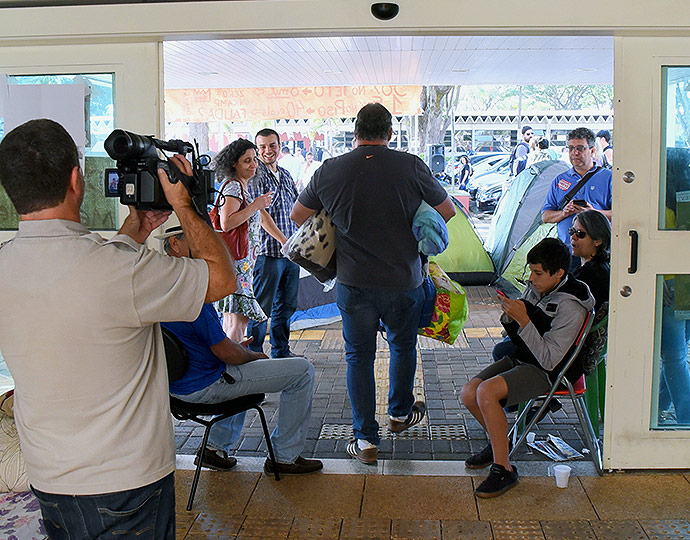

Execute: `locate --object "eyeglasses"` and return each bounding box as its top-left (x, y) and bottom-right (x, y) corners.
top-left (568, 227), bottom-right (588, 239)
top-left (567, 145), bottom-right (591, 153)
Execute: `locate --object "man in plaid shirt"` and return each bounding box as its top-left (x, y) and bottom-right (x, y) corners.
top-left (247, 128), bottom-right (300, 358)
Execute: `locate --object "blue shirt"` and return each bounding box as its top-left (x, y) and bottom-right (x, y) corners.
top-left (162, 304), bottom-right (226, 395)
top-left (248, 160), bottom-right (299, 257)
top-left (542, 165), bottom-right (612, 245)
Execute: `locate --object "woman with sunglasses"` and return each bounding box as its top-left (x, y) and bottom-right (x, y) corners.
top-left (569, 210), bottom-right (611, 310)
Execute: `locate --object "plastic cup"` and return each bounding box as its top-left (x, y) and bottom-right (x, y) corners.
top-left (553, 464), bottom-right (572, 488)
top-left (526, 432), bottom-right (536, 444)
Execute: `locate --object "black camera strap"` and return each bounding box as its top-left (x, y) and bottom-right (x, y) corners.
top-left (558, 166), bottom-right (601, 210)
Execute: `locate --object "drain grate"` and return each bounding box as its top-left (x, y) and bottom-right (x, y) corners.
top-left (319, 423), bottom-right (467, 440)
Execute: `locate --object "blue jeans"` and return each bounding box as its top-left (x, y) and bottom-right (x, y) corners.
top-left (172, 356), bottom-right (314, 463)
top-left (247, 256), bottom-right (300, 357)
top-left (337, 283), bottom-right (425, 445)
top-left (659, 304), bottom-right (690, 423)
top-left (31, 473), bottom-right (175, 540)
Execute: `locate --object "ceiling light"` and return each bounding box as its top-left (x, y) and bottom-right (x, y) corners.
top-left (197, 71), bottom-right (219, 76)
top-left (452, 68), bottom-right (470, 73)
top-left (577, 68), bottom-right (598, 72)
top-left (323, 69), bottom-right (342, 74)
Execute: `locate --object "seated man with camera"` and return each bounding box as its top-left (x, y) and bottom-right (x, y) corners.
top-left (0, 119), bottom-right (235, 540)
top-left (160, 225), bottom-right (322, 475)
top-left (461, 238), bottom-right (594, 498)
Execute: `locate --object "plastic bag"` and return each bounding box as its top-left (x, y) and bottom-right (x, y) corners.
top-left (418, 262), bottom-right (469, 344)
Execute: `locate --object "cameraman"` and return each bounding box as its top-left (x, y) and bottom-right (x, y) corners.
top-left (0, 119), bottom-right (235, 540)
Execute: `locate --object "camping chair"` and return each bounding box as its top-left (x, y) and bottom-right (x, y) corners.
top-left (161, 327), bottom-right (280, 511)
top-left (507, 309), bottom-right (604, 476)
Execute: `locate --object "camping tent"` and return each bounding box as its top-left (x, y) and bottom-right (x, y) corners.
top-left (430, 200), bottom-right (495, 285)
top-left (290, 269), bottom-right (340, 330)
top-left (486, 159), bottom-right (569, 296)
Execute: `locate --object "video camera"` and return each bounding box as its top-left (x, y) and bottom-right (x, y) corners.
top-left (103, 129), bottom-right (215, 219)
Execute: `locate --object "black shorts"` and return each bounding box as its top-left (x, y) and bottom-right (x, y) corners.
top-left (474, 356), bottom-right (552, 407)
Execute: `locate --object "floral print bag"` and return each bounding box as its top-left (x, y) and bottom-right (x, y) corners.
top-left (418, 262), bottom-right (469, 345)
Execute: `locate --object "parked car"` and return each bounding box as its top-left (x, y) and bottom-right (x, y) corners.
top-left (475, 173), bottom-right (507, 212)
top-left (467, 155), bottom-right (511, 198)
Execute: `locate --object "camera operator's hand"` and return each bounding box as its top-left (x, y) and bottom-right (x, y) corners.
top-left (119, 208), bottom-right (171, 244)
top-left (158, 155), bottom-right (194, 211)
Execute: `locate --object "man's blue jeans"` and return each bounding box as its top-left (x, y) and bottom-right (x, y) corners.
top-left (31, 473), bottom-right (175, 540)
top-left (247, 255), bottom-right (300, 357)
top-left (337, 283), bottom-right (425, 445)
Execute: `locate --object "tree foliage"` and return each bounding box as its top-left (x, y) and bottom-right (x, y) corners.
top-left (522, 85), bottom-right (613, 110)
top-left (674, 81), bottom-right (690, 146)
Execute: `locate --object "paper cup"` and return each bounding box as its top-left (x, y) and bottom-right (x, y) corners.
top-left (553, 464), bottom-right (571, 488)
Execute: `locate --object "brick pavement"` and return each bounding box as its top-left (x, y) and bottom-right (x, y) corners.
top-left (175, 285), bottom-right (599, 466)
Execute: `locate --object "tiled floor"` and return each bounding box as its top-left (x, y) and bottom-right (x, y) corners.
top-left (173, 466), bottom-right (690, 539)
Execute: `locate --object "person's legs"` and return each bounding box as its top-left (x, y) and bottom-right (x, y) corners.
top-left (207, 412), bottom-right (247, 454)
top-left (475, 376), bottom-right (511, 470)
top-left (380, 285), bottom-right (425, 419)
top-left (269, 258), bottom-right (300, 357)
top-left (337, 283), bottom-right (381, 446)
top-left (32, 473), bottom-right (175, 540)
top-left (223, 357), bottom-right (315, 463)
top-left (660, 305), bottom-right (690, 423)
top-left (247, 256), bottom-right (279, 353)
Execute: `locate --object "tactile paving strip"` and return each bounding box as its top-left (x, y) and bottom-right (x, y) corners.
top-left (318, 423), bottom-right (467, 440)
top-left (588, 520), bottom-right (649, 540)
top-left (175, 512), bottom-right (199, 539)
top-left (236, 516), bottom-right (293, 539)
top-left (288, 517), bottom-right (342, 539)
top-left (540, 520), bottom-right (596, 540)
top-left (189, 513), bottom-right (244, 537)
top-left (492, 520), bottom-right (545, 540)
top-left (639, 519), bottom-right (690, 540)
top-left (391, 518), bottom-right (441, 539)
top-left (441, 520), bottom-right (493, 540)
top-left (340, 517), bottom-right (391, 540)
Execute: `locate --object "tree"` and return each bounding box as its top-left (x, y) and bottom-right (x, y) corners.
top-left (418, 85), bottom-right (460, 151)
top-left (188, 122), bottom-right (210, 154)
top-left (523, 84), bottom-right (613, 110)
top-left (675, 80), bottom-right (690, 146)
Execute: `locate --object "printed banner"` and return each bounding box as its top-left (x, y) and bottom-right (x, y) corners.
top-left (165, 85), bottom-right (422, 122)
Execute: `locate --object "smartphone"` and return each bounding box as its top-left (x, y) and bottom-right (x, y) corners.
top-left (496, 289), bottom-right (508, 298)
top-left (572, 199), bottom-right (588, 207)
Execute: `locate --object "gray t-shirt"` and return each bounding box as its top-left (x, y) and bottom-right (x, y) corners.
top-left (298, 145), bottom-right (448, 289)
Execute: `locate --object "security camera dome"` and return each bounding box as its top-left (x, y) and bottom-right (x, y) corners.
top-left (371, 3), bottom-right (400, 21)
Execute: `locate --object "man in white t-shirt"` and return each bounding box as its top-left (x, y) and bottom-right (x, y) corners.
top-left (0, 119), bottom-right (235, 540)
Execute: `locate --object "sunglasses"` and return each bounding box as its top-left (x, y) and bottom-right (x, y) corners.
top-left (568, 227), bottom-right (587, 239)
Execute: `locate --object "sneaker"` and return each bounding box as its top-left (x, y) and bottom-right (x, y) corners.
top-left (263, 456), bottom-right (323, 475)
top-left (388, 401), bottom-right (426, 434)
top-left (465, 444), bottom-right (493, 469)
top-left (474, 464), bottom-right (519, 498)
top-left (194, 447), bottom-right (237, 471)
top-left (346, 440), bottom-right (378, 465)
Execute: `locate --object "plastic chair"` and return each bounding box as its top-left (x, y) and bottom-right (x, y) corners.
top-left (161, 327), bottom-right (280, 511)
top-left (507, 309), bottom-right (604, 475)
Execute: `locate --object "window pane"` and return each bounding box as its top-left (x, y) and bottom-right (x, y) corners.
top-left (659, 67), bottom-right (690, 231)
top-left (652, 274), bottom-right (690, 429)
top-left (0, 73), bottom-right (118, 230)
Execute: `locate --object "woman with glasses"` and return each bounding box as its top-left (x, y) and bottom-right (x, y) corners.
top-left (569, 210), bottom-right (611, 310)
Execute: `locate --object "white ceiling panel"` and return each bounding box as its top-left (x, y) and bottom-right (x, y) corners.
top-left (163, 35), bottom-right (613, 89)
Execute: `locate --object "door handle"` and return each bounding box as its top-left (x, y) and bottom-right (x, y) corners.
top-left (628, 230), bottom-right (638, 274)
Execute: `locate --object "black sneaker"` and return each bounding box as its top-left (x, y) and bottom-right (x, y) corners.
top-left (194, 447), bottom-right (237, 471)
top-left (474, 464), bottom-right (519, 498)
top-left (465, 444), bottom-right (493, 469)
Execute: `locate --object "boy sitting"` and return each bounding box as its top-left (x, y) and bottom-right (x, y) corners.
top-left (461, 238), bottom-right (594, 498)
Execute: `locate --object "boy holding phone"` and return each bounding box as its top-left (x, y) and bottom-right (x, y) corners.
top-left (461, 238), bottom-right (594, 498)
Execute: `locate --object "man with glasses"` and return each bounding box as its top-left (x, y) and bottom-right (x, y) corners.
top-left (508, 125), bottom-right (533, 177)
top-left (541, 127), bottom-right (612, 265)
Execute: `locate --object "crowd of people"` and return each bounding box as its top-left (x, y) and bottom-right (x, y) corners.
top-left (1, 102), bottom-right (687, 537)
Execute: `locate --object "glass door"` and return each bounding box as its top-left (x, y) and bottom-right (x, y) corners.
top-left (606, 37), bottom-right (690, 469)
